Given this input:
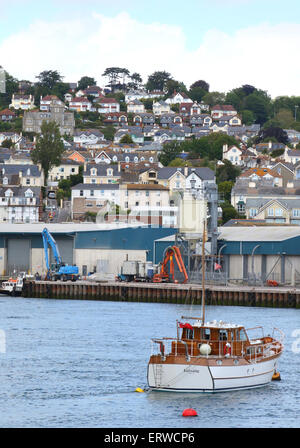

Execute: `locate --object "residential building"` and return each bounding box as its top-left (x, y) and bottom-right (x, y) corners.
top-left (0, 186), bottom-right (41, 223)
top-left (73, 129), bottom-right (104, 148)
top-left (0, 164), bottom-right (44, 187)
top-left (23, 103), bottom-right (75, 135)
top-left (10, 94), bottom-right (35, 110)
top-left (48, 159), bottom-right (81, 185)
top-left (153, 100), bottom-right (171, 115)
top-left (97, 98), bottom-right (120, 114)
top-left (127, 100), bottom-right (145, 114)
top-left (40, 95), bottom-right (64, 111)
top-left (0, 109), bottom-right (16, 121)
top-left (165, 91), bottom-right (193, 105)
top-left (211, 105), bottom-right (237, 119)
top-left (69, 97), bottom-right (92, 112)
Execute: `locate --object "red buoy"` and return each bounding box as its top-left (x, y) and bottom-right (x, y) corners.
top-left (182, 408), bottom-right (198, 417)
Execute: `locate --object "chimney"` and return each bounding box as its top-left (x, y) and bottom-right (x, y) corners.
top-left (118, 161), bottom-right (121, 173)
top-left (223, 144), bottom-right (228, 156)
top-left (268, 140), bottom-right (272, 149)
top-left (184, 165), bottom-right (188, 177)
top-left (84, 162), bottom-right (87, 172)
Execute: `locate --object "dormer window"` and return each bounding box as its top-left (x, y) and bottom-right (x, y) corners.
top-left (3, 177), bottom-right (8, 185)
top-left (25, 189), bottom-right (33, 198)
top-left (5, 189), bottom-right (13, 197)
top-left (90, 168), bottom-right (97, 176)
top-left (107, 168), bottom-right (113, 176)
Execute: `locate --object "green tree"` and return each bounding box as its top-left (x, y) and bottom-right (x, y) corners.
top-left (159, 141), bottom-right (182, 166)
top-left (256, 126), bottom-right (289, 145)
top-left (189, 86), bottom-right (207, 103)
top-left (36, 70), bottom-right (63, 90)
top-left (145, 71), bottom-right (172, 92)
top-left (1, 138), bottom-right (13, 148)
top-left (201, 91), bottom-right (226, 107)
top-left (190, 80), bottom-right (209, 91)
top-left (220, 201), bottom-right (242, 225)
top-left (216, 160), bottom-right (241, 183)
top-left (77, 76), bottom-right (97, 91)
top-left (120, 134), bottom-right (133, 144)
top-left (218, 180), bottom-right (235, 202)
top-left (31, 120), bottom-right (64, 184)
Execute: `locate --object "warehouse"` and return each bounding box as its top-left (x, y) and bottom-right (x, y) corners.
top-left (0, 223), bottom-right (177, 277)
top-left (218, 226), bottom-right (300, 286)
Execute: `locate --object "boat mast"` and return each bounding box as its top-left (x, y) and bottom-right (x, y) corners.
top-left (202, 219), bottom-right (206, 325)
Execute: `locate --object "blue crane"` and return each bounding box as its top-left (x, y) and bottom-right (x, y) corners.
top-left (42, 227), bottom-right (79, 281)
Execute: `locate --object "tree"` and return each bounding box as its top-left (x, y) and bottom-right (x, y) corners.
top-left (31, 121), bottom-right (64, 184)
top-left (102, 67), bottom-right (130, 91)
top-left (218, 180), bottom-right (235, 202)
top-left (201, 91), bottom-right (226, 107)
top-left (189, 86), bottom-right (207, 103)
top-left (145, 71), bottom-right (172, 92)
top-left (35, 70), bottom-right (63, 90)
top-left (216, 160), bottom-right (241, 183)
top-left (256, 126), bottom-right (289, 145)
top-left (120, 134), bottom-right (133, 144)
top-left (190, 80), bottom-right (209, 91)
top-left (77, 76), bottom-right (96, 91)
top-left (165, 79), bottom-right (188, 96)
top-left (159, 141), bottom-right (182, 166)
top-left (1, 138), bottom-right (13, 148)
top-left (127, 72), bottom-right (143, 90)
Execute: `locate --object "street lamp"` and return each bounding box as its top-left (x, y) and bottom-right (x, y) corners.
top-left (295, 105), bottom-right (299, 122)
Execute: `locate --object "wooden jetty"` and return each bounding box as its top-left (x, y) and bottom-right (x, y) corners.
top-left (22, 280), bottom-right (300, 308)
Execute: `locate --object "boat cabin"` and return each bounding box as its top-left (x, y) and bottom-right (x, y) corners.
top-left (176, 318), bottom-right (260, 358)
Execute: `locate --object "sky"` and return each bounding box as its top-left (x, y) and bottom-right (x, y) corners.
top-left (0, 0), bottom-right (300, 98)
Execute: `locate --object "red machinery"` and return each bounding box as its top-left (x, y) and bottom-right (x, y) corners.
top-left (153, 246), bottom-right (188, 284)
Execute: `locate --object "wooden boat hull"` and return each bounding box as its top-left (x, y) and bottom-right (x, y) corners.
top-left (148, 355), bottom-right (281, 393)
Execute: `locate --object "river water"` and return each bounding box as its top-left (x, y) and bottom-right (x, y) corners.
top-left (0, 296), bottom-right (299, 428)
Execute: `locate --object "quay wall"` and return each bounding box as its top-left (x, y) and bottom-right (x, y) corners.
top-left (22, 280), bottom-right (300, 309)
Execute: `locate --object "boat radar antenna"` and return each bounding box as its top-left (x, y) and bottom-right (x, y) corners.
top-left (201, 219), bottom-right (206, 325)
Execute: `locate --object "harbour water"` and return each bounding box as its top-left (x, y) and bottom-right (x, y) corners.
top-left (0, 296), bottom-right (299, 428)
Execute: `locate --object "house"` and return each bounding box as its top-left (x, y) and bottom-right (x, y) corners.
top-left (69, 97), bottom-right (92, 112)
top-left (71, 183), bottom-right (120, 220)
top-left (0, 186), bottom-right (41, 223)
top-left (83, 85), bottom-right (103, 98)
top-left (215, 115), bottom-right (242, 126)
top-left (239, 167), bottom-right (283, 186)
top-left (160, 114), bottom-right (182, 127)
top-left (127, 100), bottom-right (145, 114)
top-left (190, 114), bottom-right (212, 127)
top-left (0, 109), bottom-right (16, 121)
top-left (23, 104), bottom-right (75, 135)
top-left (64, 93), bottom-right (73, 103)
top-left (283, 148), bottom-right (300, 165)
top-left (103, 113), bottom-right (128, 125)
top-left (153, 129), bottom-right (185, 144)
top-left (73, 129), bottom-right (105, 148)
top-left (10, 94), bottom-right (35, 110)
top-left (114, 128), bottom-right (144, 144)
top-left (133, 113), bottom-right (155, 126)
top-left (0, 164), bottom-right (44, 187)
top-left (153, 100), bottom-right (171, 116)
top-left (97, 98), bottom-right (120, 114)
top-left (222, 144), bottom-right (243, 166)
top-left (83, 163), bottom-right (122, 184)
top-left (48, 159), bottom-right (81, 185)
top-left (165, 91), bottom-right (193, 105)
top-left (211, 105), bottom-right (237, 119)
top-left (268, 161), bottom-right (295, 186)
top-left (179, 102), bottom-right (202, 116)
top-left (40, 95), bottom-right (64, 111)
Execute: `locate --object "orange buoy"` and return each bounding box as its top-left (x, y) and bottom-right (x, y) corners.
top-left (182, 408), bottom-right (198, 417)
top-left (272, 371), bottom-right (281, 381)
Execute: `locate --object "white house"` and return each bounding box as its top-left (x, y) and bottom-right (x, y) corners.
top-left (97, 98), bottom-right (120, 114)
top-left (10, 94), bottom-right (35, 110)
top-left (153, 100), bottom-right (171, 115)
top-left (69, 97), bottom-right (92, 112)
top-left (127, 100), bottom-right (145, 114)
top-left (165, 91), bottom-right (193, 105)
top-left (222, 144), bottom-right (243, 165)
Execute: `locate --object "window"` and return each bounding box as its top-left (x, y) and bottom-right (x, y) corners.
top-left (80, 190), bottom-right (83, 197)
top-left (268, 208), bottom-right (274, 216)
top-left (238, 329), bottom-right (248, 341)
top-left (275, 208), bottom-right (283, 216)
top-left (26, 178), bottom-right (30, 185)
top-left (219, 330), bottom-right (228, 341)
top-left (135, 201), bottom-right (139, 206)
top-left (249, 208), bottom-right (257, 217)
top-left (293, 209), bottom-right (300, 217)
top-left (201, 328), bottom-right (210, 340)
top-left (90, 190), bottom-right (94, 197)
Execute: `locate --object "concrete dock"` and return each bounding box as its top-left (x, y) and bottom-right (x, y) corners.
top-left (22, 280), bottom-right (300, 308)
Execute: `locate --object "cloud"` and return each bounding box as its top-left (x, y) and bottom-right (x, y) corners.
top-left (0, 12), bottom-right (299, 98)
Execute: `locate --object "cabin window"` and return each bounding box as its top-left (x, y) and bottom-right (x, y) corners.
top-left (238, 329), bottom-right (247, 341)
top-left (201, 328), bottom-right (210, 340)
top-left (219, 330), bottom-right (228, 341)
top-left (185, 328), bottom-right (194, 340)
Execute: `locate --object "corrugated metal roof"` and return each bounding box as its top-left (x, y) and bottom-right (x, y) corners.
top-left (218, 226), bottom-right (300, 242)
